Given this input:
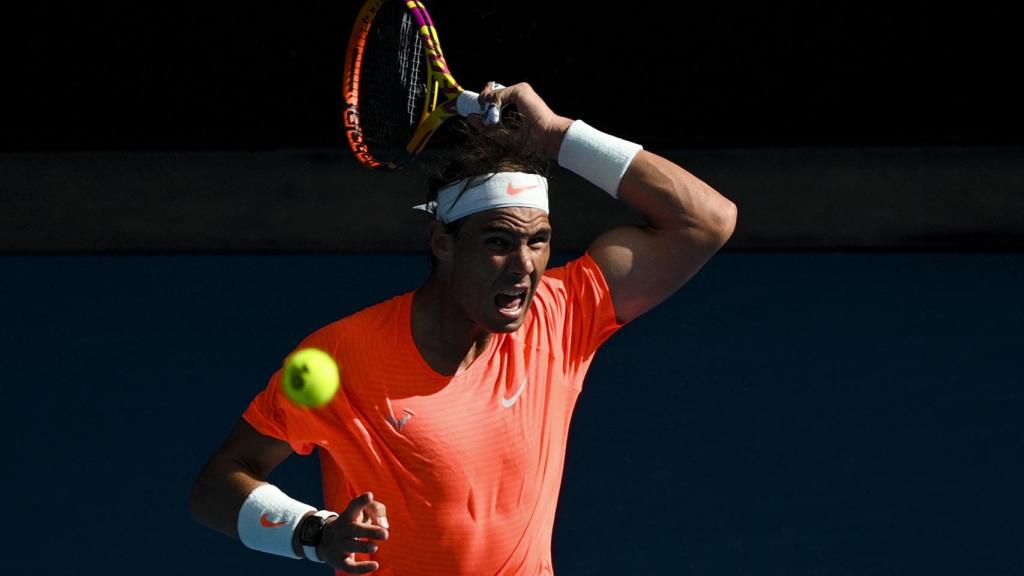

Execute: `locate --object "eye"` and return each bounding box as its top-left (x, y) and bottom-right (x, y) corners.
top-left (529, 234), bottom-right (550, 247)
top-left (485, 237), bottom-right (509, 250)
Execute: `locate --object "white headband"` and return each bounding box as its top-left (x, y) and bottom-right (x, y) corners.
top-left (413, 172), bottom-right (549, 224)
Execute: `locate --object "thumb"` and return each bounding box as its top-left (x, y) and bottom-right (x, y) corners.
top-left (367, 500), bottom-right (389, 530)
top-left (339, 492), bottom-right (374, 523)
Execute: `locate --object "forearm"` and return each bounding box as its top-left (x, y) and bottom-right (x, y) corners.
top-left (550, 116), bottom-right (734, 245)
top-left (189, 460), bottom-right (264, 539)
top-left (491, 82), bottom-right (735, 241)
top-left (618, 150), bottom-right (737, 243)
top-left (190, 462), bottom-right (317, 558)
top-left (553, 118), bottom-right (737, 322)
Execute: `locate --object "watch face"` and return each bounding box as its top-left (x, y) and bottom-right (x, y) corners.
top-left (300, 516), bottom-right (326, 545)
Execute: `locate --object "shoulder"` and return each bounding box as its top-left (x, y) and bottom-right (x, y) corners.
top-left (537, 253), bottom-right (609, 299)
top-left (529, 253), bottom-right (607, 318)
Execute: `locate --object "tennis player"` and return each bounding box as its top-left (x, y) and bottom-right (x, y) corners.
top-left (190, 82), bottom-right (737, 575)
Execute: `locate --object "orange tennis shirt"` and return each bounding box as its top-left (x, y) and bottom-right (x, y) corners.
top-left (243, 253), bottom-right (624, 575)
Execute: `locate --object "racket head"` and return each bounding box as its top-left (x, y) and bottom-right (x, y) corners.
top-left (343, 0), bottom-right (464, 170)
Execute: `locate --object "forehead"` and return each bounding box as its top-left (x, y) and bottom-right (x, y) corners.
top-left (464, 207), bottom-right (551, 234)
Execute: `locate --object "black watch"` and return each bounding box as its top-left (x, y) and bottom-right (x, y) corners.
top-left (299, 510), bottom-right (336, 562)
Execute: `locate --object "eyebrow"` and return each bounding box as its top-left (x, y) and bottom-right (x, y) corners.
top-left (480, 225), bottom-right (552, 236)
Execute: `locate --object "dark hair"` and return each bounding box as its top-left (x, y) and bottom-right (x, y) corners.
top-left (424, 115), bottom-right (550, 268)
top-left (426, 114), bottom-right (550, 238)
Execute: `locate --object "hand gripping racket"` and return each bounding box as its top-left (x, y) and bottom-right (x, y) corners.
top-left (343, 0), bottom-right (500, 170)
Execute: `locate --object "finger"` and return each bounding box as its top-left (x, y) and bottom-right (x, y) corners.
top-left (366, 500), bottom-right (389, 530)
top-left (319, 531), bottom-right (385, 571)
top-left (340, 492), bottom-right (374, 523)
top-left (345, 523), bottom-right (389, 541)
top-left (341, 556), bottom-right (380, 574)
top-left (480, 80), bottom-right (501, 98)
top-left (339, 538), bottom-right (380, 555)
top-left (478, 82), bottom-right (506, 126)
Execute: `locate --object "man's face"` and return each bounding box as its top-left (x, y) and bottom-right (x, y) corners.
top-left (446, 207), bottom-right (552, 333)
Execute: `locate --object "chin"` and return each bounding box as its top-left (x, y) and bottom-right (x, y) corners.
top-left (490, 317), bottom-right (525, 333)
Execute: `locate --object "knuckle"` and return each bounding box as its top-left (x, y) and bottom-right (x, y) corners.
top-left (341, 538), bottom-right (361, 553)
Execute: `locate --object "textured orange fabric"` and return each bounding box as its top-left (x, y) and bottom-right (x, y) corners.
top-left (243, 253), bottom-right (623, 575)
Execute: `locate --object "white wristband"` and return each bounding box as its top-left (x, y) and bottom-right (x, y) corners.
top-left (557, 120), bottom-right (643, 198)
top-left (237, 484), bottom-right (315, 560)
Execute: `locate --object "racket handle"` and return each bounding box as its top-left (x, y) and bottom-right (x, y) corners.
top-left (456, 88), bottom-right (503, 126)
top-left (483, 102), bottom-right (501, 126)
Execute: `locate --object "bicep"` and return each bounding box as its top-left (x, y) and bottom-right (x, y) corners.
top-left (588, 224), bottom-right (727, 324)
top-left (587, 151), bottom-right (736, 323)
top-left (213, 418), bottom-right (295, 479)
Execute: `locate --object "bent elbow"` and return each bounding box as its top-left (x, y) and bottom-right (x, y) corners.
top-left (189, 469), bottom-right (219, 527)
top-left (708, 197), bottom-right (737, 247)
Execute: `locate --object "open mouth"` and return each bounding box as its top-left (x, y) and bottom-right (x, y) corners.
top-left (494, 288), bottom-right (528, 319)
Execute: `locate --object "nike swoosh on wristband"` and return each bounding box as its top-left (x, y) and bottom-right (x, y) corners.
top-left (506, 182), bottom-right (539, 196)
top-left (501, 378), bottom-right (528, 408)
top-left (260, 514), bottom-right (288, 528)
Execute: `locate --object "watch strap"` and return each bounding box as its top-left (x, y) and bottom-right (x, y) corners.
top-left (302, 510), bottom-right (339, 562)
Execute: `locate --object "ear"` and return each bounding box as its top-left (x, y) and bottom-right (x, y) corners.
top-left (428, 220), bottom-right (454, 263)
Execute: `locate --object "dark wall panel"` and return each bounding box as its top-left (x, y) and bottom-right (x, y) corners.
top-left (1, 252), bottom-right (1021, 574)
top-left (3, 147), bottom-right (1022, 252)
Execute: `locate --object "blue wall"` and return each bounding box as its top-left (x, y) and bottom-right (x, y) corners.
top-left (2, 252), bottom-right (1021, 574)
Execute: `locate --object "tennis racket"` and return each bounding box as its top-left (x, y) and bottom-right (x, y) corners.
top-left (343, 0), bottom-right (500, 170)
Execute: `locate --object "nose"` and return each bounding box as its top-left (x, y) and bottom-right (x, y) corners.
top-left (507, 243), bottom-right (534, 275)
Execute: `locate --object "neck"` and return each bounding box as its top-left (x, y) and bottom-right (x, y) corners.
top-left (412, 274), bottom-right (492, 376)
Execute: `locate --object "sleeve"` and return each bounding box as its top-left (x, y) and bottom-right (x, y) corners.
top-left (242, 332), bottom-right (341, 456)
top-left (548, 251), bottom-right (626, 365)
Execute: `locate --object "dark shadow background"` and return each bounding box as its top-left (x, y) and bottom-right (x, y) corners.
top-left (2, 1), bottom-right (1022, 574)
top-left (3, 1), bottom-right (1022, 252)
top-left (3, 1), bottom-right (1022, 150)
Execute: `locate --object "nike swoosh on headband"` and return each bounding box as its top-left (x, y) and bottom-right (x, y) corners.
top-left (506, 182), bottom-right (540, 196)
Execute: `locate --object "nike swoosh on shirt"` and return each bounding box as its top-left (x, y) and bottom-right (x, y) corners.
top-left (260, 514), bottom-right (288, 528)
top-left (506, 182), bottom-right (539, 196)
top-left (386, 413), bottom-right (413, 431)
top-left (501, 378), bottom-right (528, 408)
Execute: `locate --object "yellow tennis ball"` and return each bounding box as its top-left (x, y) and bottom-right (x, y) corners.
top-left (281, 348), bottom-right (340, 408)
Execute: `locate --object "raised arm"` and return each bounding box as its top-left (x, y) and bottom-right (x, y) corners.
top-left (586, 149), bottom-right (736, 323)
top-left (480, 82), bottom-right (736, 323)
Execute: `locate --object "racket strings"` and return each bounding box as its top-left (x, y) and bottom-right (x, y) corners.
top-left (359, 0), bottom-right (427, 161)
top-left (398, 12), bottom-right (425, 123)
